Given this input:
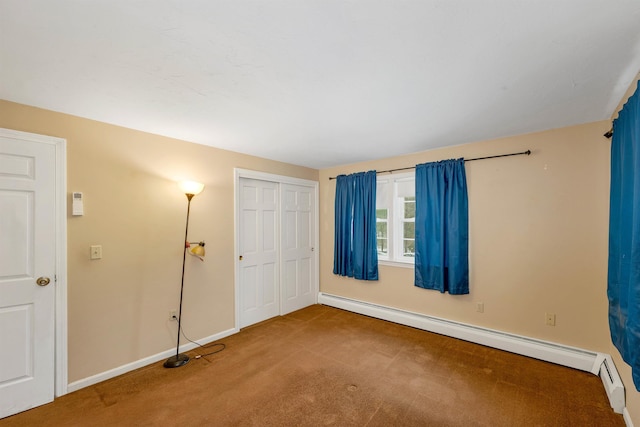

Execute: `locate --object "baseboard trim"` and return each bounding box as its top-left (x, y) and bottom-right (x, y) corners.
top-left (67, 327), bottom-right (238, 393)
top-left (319, 293), bottom-right (596, 370)
top-left (318, 292), bottom-right (628, 416)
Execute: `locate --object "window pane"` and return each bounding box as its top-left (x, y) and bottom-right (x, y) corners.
top-left (403, 239), bottom-right (415, 257)
top-left (396, 179), bottom-right (415, 198)
top-left (404, 198), bottom-right (415, 219)
top-left (378, 238), bottom-right (388, 255)
top-left (377, 222), bottom-right (387, 253)
top-left (403, 221), bottom-right (414, 238)
top-left (376, 208), bottom-right (388, 219)
top-left (377, 222), bottom-right (387, 237)
top-left (377, 181), bottom-right (390, 206)
top-left (377, 221), bottom-right (388, 254)
top-left (403, 222), bottom-right (415, 257)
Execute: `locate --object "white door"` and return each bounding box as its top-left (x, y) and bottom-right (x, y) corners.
top-left (238, 178), bottom-right (279, 328)
top-left (0, 135), bottom-right (56, 418)
top-left (281, 184), bottom-right (316, 314)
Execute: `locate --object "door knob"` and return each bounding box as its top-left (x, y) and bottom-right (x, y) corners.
top-left (36, 277), bottom-right (51, 287)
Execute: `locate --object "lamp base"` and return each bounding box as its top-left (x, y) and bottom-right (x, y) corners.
top-left (163, 353), bottom-right (190, 368)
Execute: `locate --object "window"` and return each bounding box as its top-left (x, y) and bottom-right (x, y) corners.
top-left (376, 172), bottom-right (415, 265)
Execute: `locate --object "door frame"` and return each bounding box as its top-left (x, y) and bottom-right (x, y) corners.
top-left (0, 128), bottom-right (68, 398)
top-left (234, 168), bottom-right (318, 329)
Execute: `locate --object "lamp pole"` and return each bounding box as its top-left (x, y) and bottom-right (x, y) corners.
top-left (164, 192), bottom-right (195, 368)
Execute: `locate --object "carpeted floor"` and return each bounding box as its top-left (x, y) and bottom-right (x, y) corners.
top-left (1, 305), bottom-right (625, 426)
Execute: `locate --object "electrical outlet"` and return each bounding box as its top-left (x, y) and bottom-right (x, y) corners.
top-left (545, 312), bottom-right (556, 326)
top-left (476, 302), bottom-right (484, 313)
top-left (169, 309), bottom-right (177, 321)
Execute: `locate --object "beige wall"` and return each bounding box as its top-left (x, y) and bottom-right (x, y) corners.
top-left (0, 100), bottom-right (318, 382)
top-left (2, 90), bottom-right (637, 422)
top-left (609, 72), bottom-right (640, 426)
top-left (319, 112), bottom-right (640, 424)
top-left (320, 122), bottom-right (611, 351)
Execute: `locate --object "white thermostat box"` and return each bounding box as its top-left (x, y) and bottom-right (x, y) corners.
top-left (72, 192), bottom-right (84, 216)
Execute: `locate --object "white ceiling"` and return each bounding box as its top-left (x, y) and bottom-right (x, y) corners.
top-left (2, 1), bottom-right (640, 169)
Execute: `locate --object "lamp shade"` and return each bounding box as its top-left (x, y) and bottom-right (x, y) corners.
top-left (179, 180), bottom-right (205, 196)
top-left (190, 243), bottom-right (205, 257)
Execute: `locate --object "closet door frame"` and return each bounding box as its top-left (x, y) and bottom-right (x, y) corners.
top-left (233, 169), bottom-right (319, 329)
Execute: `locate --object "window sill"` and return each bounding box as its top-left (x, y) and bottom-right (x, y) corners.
top-left (379, 260), bottom-right (414, 269)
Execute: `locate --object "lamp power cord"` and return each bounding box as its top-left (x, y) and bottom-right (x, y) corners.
top-left (172, 315), bottom-right (226, 360)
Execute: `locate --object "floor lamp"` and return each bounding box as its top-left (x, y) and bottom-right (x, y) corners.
top-left (164, 180), bottom-right (205, 368)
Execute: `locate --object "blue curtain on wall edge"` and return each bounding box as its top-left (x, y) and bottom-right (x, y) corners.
top-left (608, 82), bottom-right (640, 391)
top-left (333, 171), bottom-right (378, 280)
top-left (414, 158), bottom-right (469, 295)
top-left (333, 174), bottom-right (353, 277)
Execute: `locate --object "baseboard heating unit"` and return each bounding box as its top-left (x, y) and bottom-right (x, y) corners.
top-left (594, 354), bottom-right (625, 414)
top-left (318, 292), bottom-right (626, 416)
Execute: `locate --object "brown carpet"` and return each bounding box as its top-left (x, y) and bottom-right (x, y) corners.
top-left (1, 305), bottom-right (625, 426)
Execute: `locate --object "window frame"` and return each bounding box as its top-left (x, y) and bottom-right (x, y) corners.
top-left (376, 172), bottom-right (415, 267)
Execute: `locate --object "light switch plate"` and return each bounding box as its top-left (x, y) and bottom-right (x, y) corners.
top-left (90, 245), bottom-right (102, 260)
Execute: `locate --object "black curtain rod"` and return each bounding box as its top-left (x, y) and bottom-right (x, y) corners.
top-left (604, 128), bottom-right (613, 139)
top-left (328, 149), bottom-right (531, 180)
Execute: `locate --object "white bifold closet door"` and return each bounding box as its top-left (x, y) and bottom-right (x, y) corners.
top-left (280, 183), bottom-right (315, 315)
top-left (238, 178), bottom-right (316, 328)
top-left (238, 179), bottom-right (279, 328)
